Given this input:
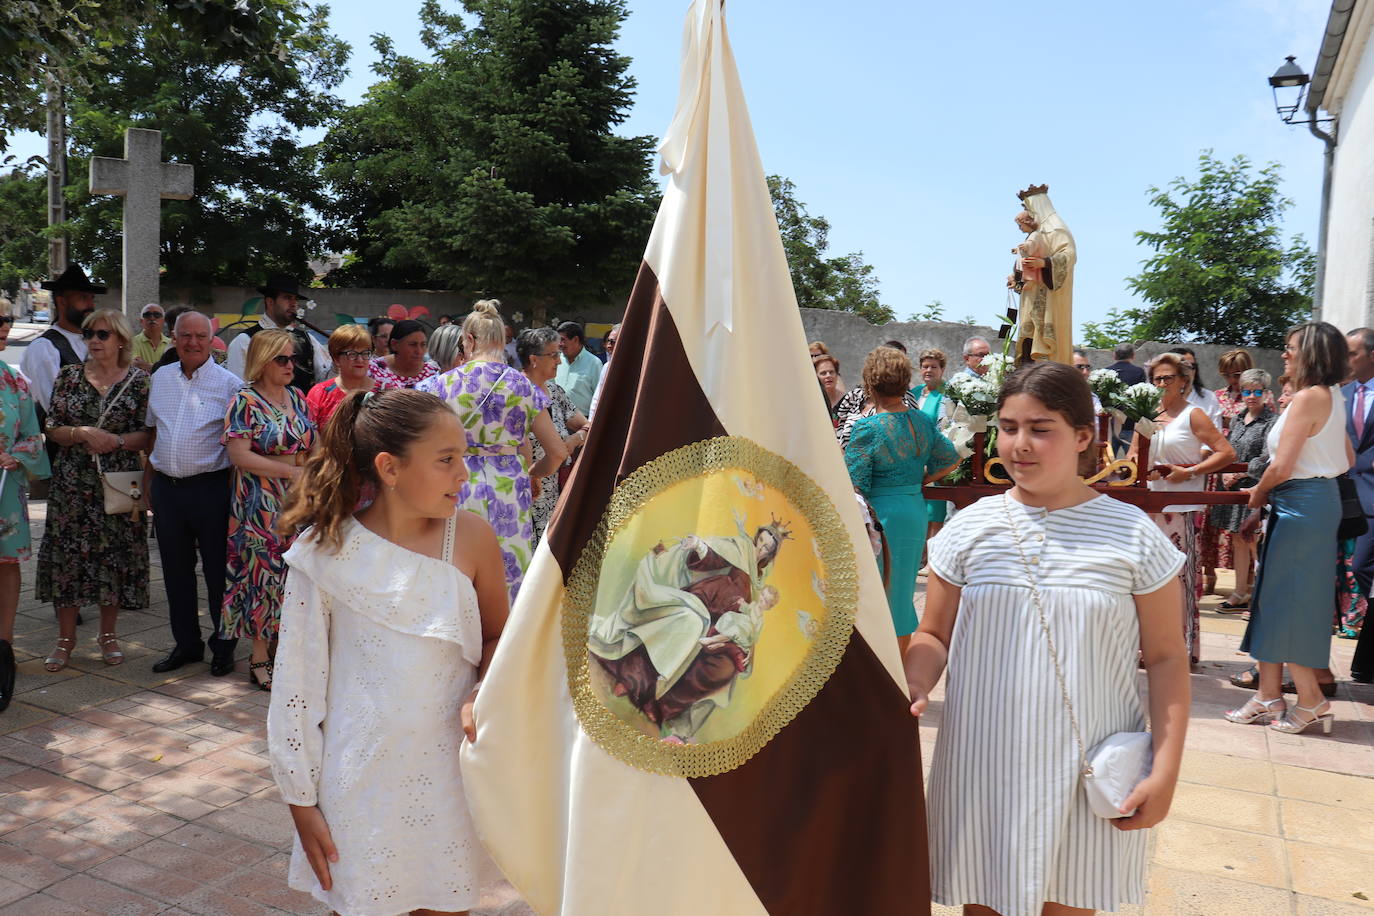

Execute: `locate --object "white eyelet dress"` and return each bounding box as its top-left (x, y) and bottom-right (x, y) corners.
top-left (268, 515), bottom-right (486, 916)
top-left (925, 494), bottom-right (1184, 916)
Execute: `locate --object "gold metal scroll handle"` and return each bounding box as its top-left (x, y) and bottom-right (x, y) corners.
top-left (983, 457), bottom-right (1139, 486)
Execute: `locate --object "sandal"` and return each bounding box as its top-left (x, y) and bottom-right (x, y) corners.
top-left (1224, 695), bottom-right (1286, 724)
top-left (1269, 701), bottom-right (1334, 735)
top-left (1229, 664), bottom-right (1337, 696)
top-left (96, 633), bottom-right (123, 666)
top-left (249, 660), bottom-right (272, 692)
top-left (45, 637), bottom-right (75, 672)
top-left (1217, 597), bottom-right (1250, 613)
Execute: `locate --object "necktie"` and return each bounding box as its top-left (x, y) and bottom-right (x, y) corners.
top-left (1357, 385), bottom-right (1367, 440)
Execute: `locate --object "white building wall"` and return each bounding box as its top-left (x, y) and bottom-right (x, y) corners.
top-left (1324, 9), bottom-right (1374, 332)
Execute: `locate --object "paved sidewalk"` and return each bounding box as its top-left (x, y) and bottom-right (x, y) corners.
top-left (1, 503), bottom-right (1371, 914)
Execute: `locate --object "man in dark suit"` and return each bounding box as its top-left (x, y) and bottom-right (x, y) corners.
top-left (1344, 327), bottom-right (1374, 683)
top-left (1107, 342), bottom-right (1147, 453)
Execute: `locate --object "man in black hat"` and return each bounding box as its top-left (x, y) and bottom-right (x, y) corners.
top-left (22, 265), bottom-right (105, 423)
top-left (225, 274), bottom-right (331, 391)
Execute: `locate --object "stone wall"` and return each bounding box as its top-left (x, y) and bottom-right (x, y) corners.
top-left (799, 308), bottom-right (1285, 393)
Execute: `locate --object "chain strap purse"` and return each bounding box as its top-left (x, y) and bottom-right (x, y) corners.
top-left (1001, 496), bottom-right (1153, 819)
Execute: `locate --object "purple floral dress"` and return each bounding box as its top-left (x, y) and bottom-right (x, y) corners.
top-left (419, 360), bottom-right (550, 603)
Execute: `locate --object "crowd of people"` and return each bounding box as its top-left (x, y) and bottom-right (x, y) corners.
top-left (0, 267), bottom-right (614, 712)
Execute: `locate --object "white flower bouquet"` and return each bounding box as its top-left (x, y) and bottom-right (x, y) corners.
top-left (1088, 368), bottom-right (1126, 405)
top-left (1114, 382), bottom-right (1162, 426)
top-left (945, 371), bottom-right (999, 418)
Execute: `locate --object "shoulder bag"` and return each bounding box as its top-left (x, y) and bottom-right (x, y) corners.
top-left (1001, 496), bottom-right (1153, 819)
top-left (1337, 474), bottom-right (1368, 541)
top-left (91, 372), bottom-right (146, 516)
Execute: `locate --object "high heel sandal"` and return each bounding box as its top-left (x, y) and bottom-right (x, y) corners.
top-left (44, 637), bottom-right (75, 672)
top-left (1269, 702), bottom-right (1334, 735)
top-left (1223, 696), bottom-right (1286, 724)
top-left (249, 660), bottom-right (272, 692)
top-left (96, 633), bottom-right (123, 666)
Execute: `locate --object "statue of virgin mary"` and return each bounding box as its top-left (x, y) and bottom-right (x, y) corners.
top-left (1011, 184), bottom-right (1076, 365)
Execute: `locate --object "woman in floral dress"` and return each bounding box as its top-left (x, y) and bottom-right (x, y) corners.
top-left (0, 298), bottom-right (50, 711)
top-left (221, 330), bottom-right (317, 690)
top-left (516, 327), bottom-right (588, 548)
top-left (368, 319), bottom-right (439, 389)
top-left (37, 310), bottom-right (151, 671)
top-left (419, 302), bottom-right (567, 602)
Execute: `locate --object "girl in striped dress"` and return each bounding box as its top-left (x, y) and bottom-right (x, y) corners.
top-left (905, 363), bottom-right (1191, 916)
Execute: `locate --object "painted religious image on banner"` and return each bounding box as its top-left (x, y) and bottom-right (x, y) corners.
top-left (586, 472), bottom-right (830, 747)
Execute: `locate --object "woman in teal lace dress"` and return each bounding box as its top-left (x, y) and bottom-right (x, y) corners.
top-left (845, 347), bottom-right (959, 649)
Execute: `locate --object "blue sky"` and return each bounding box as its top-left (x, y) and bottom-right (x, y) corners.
top-left (12, 0), bottom-right (1333, 338)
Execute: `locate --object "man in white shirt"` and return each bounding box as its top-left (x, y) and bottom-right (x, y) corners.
top-left (554, 321), bottom-right (603, 416)
top-left (959, 336), bottom-right (991, 377)
top-left (145, 312), bottom-right (245, 676)
top-left (22, 264), bottom-right (100, 417)
top-left (226, 274), bottom-right (332, 391)
top-left (587, 323), bottom-right (619, 420)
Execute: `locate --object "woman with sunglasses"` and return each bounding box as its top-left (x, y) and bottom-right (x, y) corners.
top-left (518, 326), bottom-right (588, 547)
top-left (1207, 368), bottom-right (1278, 613)
top-left (1130, 352), bottom-right (1235, 665)
top-left (221, 330), bottom-right (318, 690)
top-left (37, 309), bottom-right (152, 672)
top-left (0, 299), bottom-right (50, 710)
top-left (305, 325), bottom-right (393, 429)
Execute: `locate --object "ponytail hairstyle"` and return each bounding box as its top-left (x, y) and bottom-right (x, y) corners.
top-left (463, 298), bottom-right (505, 352)
top-left (278, 389), bottom-right (456, 551)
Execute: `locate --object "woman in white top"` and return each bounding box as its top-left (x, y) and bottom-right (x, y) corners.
top-left (908, 362), bottom-right (1190, 916)
top-left (269, 389), bottom-right (508, 916)
top-left (1226, 321), bottom-right (1353, 736)
top-left (1131, 352), bottom-right (1235, 664)
top-left (1169, 346), bottom-right (1224, 428)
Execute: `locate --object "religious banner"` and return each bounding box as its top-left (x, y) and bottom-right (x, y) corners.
top-left (459, 2), bottom-right (929, 913)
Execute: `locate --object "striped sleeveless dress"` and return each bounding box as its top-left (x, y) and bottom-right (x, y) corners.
top-left (925, 493), bottom-right (1184, 915)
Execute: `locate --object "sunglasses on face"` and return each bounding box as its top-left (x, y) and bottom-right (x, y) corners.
top-left (1240, 388), bottom-right (1266, 397)
top-left (0, 317), bottom-right (13, 327)
top-left (270, 354), bottom-right (294, 367)
top-left (605, 340), bottom-right (617, 350)
top-left (82, 328), bottom-right (113, 341)
top-left (1151, 374), bottom-right (1177, 385)
top-left (142, 312), bottom-right (163, 320)
top-left (338, 349), bottom-right (373, 360)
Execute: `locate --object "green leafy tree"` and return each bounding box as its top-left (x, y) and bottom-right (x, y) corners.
top-left (320, 0), bottom-right (657, 307)
top-left (1116, 151), bottom-right (1313, 349)
top-left (767, 175), bottom-right (893, 324)
top-left (0, 166), bottom-right (47, 290)
top-left (24, 6), bottom-right (350, 291)
top-left (907, 300), bottom-right (945, 322)
top-left (1080, 310), bottom-right (1149, 350)
top-left (1, 0), bottom-right (311, 151)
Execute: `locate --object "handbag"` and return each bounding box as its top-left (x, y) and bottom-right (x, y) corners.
top-left (91, 372), bottom-right (147, 516)
top-left (1002, 496), bottom-right (1153, 819)
top-left (1337, 474), bottom-right (1368, 541)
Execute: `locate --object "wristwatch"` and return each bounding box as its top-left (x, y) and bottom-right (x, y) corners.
top-left (116, 435), bottom-right (126, 450)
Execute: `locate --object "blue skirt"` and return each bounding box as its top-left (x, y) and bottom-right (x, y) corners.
top-left (869, 484), bottom-right (928, 637)
top-left (1241, 477), bottom-right (1339, 669)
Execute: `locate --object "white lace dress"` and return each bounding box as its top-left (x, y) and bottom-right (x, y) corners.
top-left (267, 516), bottom-right (486, 916)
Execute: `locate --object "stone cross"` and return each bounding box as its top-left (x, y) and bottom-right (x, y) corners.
top-left (89, 128), bottom-right (194, 318)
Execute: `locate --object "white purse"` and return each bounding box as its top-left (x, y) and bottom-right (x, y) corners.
top-left (90, 373), bottom-right (147, 516)
top-left (1002, 496), bottom-right (1153, 819)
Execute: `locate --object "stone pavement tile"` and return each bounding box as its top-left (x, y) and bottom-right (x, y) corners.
top-left (135, 790), bottom-right (217, 821)
top-left (0, 894), bottom-right (105, 915)
top-left (123, 837), bottom-right (241, 884)
top-left (0, 737), bottom-right (61, 767)
top-left (1170, 782), bottom-right (1280, 835)
top-left (0, 881), bottom-right (26, 909)
top-left (40, 874), bottom-right (166, 916)
top-left (1152, 820), bottom-right (1288, 887)
top-left (1177, 748), bottom-right (1275, 794)
top-left (0, 843), bottom-right (76, 891)
top-left (1266, 730), bottom-right (1374, 778)
top-left (1281, 798), bottom-right (1374, 853)
top-left (193, 806), bottom-right (295, 849)
top-left (69, 708), bottom-right (158, 736)
top-left (1275, 764), bottom-right (1374, 811)
top-left (160, 823), bottom-right (274, 868)
top-left (1296, 896), bottom-right (1374, 915)
top-left (1287, 840), bottom-right (1374, 909)
top-left (176, 885), bottom-right (311, 916)
top-left (62, 764), bottom-right (136, 793)
top-left (1140, 866), bottom-right (1294, 914)
top-left (74, 798), bottom-right (180, 838)
top-left (1183, 717), bottom-right (1272, 760)
top-left (1, 823), bottom-right (120, 870)
top-left (84, 855), bottom-right (203, 906)
top-left (0, 704), bottom-right (56, 735)
top-left (18, 677), bottom-right (139, 716)
top-left (63, 817), bottom-right (161, 854)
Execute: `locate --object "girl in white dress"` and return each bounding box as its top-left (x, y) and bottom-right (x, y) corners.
top-left (905, 363), bottom-right (1192, 916)
top-left (269, 388), bottom-right (508, 916)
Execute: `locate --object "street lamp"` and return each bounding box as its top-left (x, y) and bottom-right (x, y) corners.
top-left (1268, 55), bottom-right (1310, 123)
